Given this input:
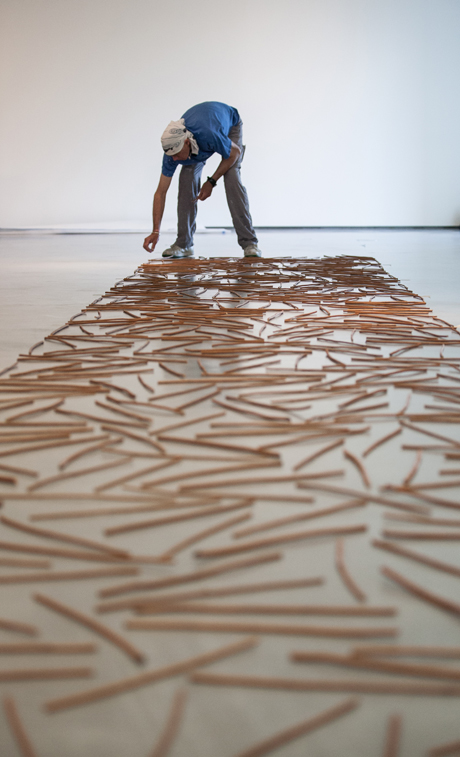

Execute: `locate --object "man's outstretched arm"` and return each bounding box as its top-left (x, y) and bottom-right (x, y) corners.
top-left (197, 142), bottom-right (241, 201)
top-left (143, 173), bottom-right (172, 252)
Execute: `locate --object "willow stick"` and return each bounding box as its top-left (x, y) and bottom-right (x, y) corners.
top-left (27, 456), bottom-right (132, 492)
top-left (382, 713), bottom-right (403, 757)
top-left (143, 602), bottom-right (395, 617)
top-left (58, 434), bottom-right (115, 469)
top-left (44, 636), bottom-right (258, 713)
top-left (362, 428), bottom-right (402, 458)
top-left (233, 499), bottom-right (365, 539)
top-left (194, 524), bottom-right (366, 559)
top-left (351, 645), bottom-right (460, 659)
top-left (0, 515), bottom-right (129, 558)
top-left (0, 433), bottom-right (113, 459)
top-left (293, 439), bottom-right (344, 472)
top-left (96, 578), bottom-right (324, 614)
top-left (344, 450), bottom-right (371, 488)
top-left (3, 696), bottom-right (38, 757)
top-left (159, 512), bottom-right (252, 561)
top-left (0, 667), bottom-right (92, 682)
top-left (0, 462), bottom-right (38, 478)
top-left (373, 539), bottom-right (460, 578)
top-left (232, 697), bottom-right (359, 757)
top-left (104, 500), bottom-right (254, 538)
top-left (149, 688), bottom-right (188, 757)
top-left (292, 650), bottom-right (460, 684)
top-left (29, 499), bottom-right (215, 522)
top-left (381, 566), bottom-right (460, 616)
top-left (429, 738), bottom-right (460, 756)
top-left (0, 565), bottom-right (138, 584)
top-left (6, 399), bottom-right (64, 423)
top-left (34, 593), bottom-right (145, 664)
top-left (335, 538), bottom-right (367, 603)
top-left (99, 551), bottom-right (282, 599)
top-left (0, 556), bottom-right (51, 569)
top-left (0, 618), bottom-right (38, 636)
top-left (100, 424), bottom-right (165, 453)
top-left (382, 529), bottom-right (460, 541)
top-left (95, 458), bottom-right (178, 493)
top-left (190, 670), bottom-right (460, 696)
top-left (0, 642), bottom-right (96, 654)
top-left (126, 618), bottom-right (397, 639)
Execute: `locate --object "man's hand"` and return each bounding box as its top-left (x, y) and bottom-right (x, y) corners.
top-left (197, 181), bottom-right (214, 202)
top-left (143, 231), bottom-right (160, 253)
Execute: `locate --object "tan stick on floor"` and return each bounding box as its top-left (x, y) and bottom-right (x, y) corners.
top-left (335, 538), bottom-right (367, 602)
top-left (98, 551), bottom-right (282, 599)
top-left (125, 618), bottom-right (397, 639)
top-left (3, 696), bottom-right (38, 757)
top-left (33, 593), bottom-right (145, 664)
top-left (381, 566), bottom-right (460, 617)
top-left (195, 524), bottom-right (367, 559)
top-left (149, 688), bottom-right (188, 757)
top-left (0, 618), bottom-right (38, 637)
top-left (96, 577), bottom-right (325, 614)
top-left (231, 697), bottom-right (359, 757)
top-left (189, 671), bottom-right (460, 696)
top-left (382, 714), bottom-right (402, 757)
top-left (44, 636), bottom-right (258, 713)
top-left (429, 737), bottom-right (460, 756)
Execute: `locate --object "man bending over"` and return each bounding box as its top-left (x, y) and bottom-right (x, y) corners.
top-left (143, 101), bottom-right (261, 259)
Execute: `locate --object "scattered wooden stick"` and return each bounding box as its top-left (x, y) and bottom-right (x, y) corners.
top-left (0, 515), bottom-right (129, 558)
top-left (293, 439), bottom-right (344, 471)
top-left (190, 671), bottom-right (460, 696)
top-left (126, 618), bottom-right (397, 639)
top-left (429, 737), bottom-right (460, 756)
top-left (381, 566), bottom-right (460, 617)
top-left (96, 578), bottom-right (325, 614)
top-left (0, 667), bottom-right (93, 682)
top-left (362, 428), bottom-right (402, 457)
top-left (33, 593), bottom-right (145, 664)
top-left (149, 688), bottom-right (188, 757)
top-left (27, 457), bottom-right (132, 492)
top-left (0, 556), bottom-right (51, 569)
top-left (0, 565), bottom-right (138, 584)
top-left (44, 636), bottom-right (258, 713)
top-left (0, 618), bottom-right (39, 637)
top-left (351, 645), bottom-right (460, 659)
top-left (159, 511), bottom-right (252, 561)
top-left (291, 650), bottom-right (460, 681)
top-left (0, 642), bottom-right (96, 654)
top-left (402, 450), bottom-right (422, 486)
top-left (98, 551), bottom-right (282, 598)
top-left (344, 450), bottom-right (371, 488)
top-left (195, 524), bottom-right (367, 559)
top-left (233, 499), bottom-right (365, 539)
top-left (3, 696), bottom-right (39, 757)
top-left (232, 696), bottom-right (359, 757)
top-left (374, 537), bottom-right (460, 577)
top-left (143, 602), bottom-right (395, 617)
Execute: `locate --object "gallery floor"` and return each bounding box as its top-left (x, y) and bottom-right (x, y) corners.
top-left (0, 229), bottom-right (459, 757)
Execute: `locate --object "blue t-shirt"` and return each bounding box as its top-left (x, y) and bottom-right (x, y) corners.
top-left (161, 102), bottom-right (240, 178)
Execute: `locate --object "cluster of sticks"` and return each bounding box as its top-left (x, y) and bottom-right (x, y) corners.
top-left (0, 255), bottom-right (460, 757)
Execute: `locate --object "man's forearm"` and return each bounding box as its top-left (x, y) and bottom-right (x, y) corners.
top-left (152, 191), bottom-right (166, 232)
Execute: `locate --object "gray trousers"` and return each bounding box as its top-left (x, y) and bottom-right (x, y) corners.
top-left (175, 121), bottom-right (258, 251)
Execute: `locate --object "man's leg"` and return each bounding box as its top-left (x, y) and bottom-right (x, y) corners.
top-left (223, 121), bottom-right (259, 252)
top-left (175, 162), bottom-right (205, 250)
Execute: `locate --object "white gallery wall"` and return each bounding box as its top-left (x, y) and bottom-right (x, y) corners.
top-left (1, 0), bottom-right (460, 230)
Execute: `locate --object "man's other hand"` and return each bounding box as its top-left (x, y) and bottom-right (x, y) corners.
top-left (197, 181), bottom-right (213, 202)
top-left (143, 232), bottom-right (160, 252)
